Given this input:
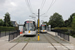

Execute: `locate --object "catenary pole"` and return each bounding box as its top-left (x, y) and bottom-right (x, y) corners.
top-left (38, 9), bottom-right (40, 41)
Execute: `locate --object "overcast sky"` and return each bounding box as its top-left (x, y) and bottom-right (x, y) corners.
top-left (0, 0), bottom-right (75, 24)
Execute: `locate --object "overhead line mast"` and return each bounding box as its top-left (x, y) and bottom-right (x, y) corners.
top-left (38, 9), bottom-right (40, 41)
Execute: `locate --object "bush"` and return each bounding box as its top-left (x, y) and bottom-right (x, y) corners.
top-left (14, 27), bottom-right (18, 30)
top-left (54, 27), bottom-right (69, 32)
top-left (0, 26), bottom-right (17, 31)
top-left (54, 27), bottom-right (75, 38)
top-left (54, 27), bottom-right (72, 30)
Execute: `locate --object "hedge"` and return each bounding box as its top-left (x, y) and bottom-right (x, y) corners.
top-left (0, 26), bottom-right (18, 31)
top-left (53, 27), bottom-right (75, 38)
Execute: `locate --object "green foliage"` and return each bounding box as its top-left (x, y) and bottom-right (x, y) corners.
top-left (64, 13), bottom-right (75, 27)
top-left (0, 19), bottom-right (4, 26)
top-left (69, 13), bottom-right (75, 26)
top-left (4, 12), bottom-right (12, 27)
top-left (64, 20), bottom-right (69, 27)
top-left (54, 27), bottom-right (75, 38)
top-left (0, 26), bottom-right (16, 31)
top-left (72, 16), bottom-right (75, 30)
top-left (15, 27), bottom-right (19, 30)
top-left (48, 13), bottom-right (64, 28)
top-left (70, 30), bottom-right (75, 38)
top-left (54, 27), bottom-right (72, 30)
top-left (42, 21), bottom-right (48, 25)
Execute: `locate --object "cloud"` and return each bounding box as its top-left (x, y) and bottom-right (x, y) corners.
top-left (0, 0), bottom-right (6, 4)
top-left (10, 2), bottom-right (17, 6)
top-left (0, 0), bottom-right (75, 24)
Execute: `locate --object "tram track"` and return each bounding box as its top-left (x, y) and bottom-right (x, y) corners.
top-left (9, 36), bottom-right (31, 50)
top-left (22, 36), bottom-right (35, 50)
top-left (43, 34), bottom-right (57, 50)
top-left (47, 33), bottom-right (70, 50)
top-left (8, 32), bottom-right (71, 50)
top-left (22, 37), bottom-right (30, 50)
top-left (9, 43), bottom-right (19, 50)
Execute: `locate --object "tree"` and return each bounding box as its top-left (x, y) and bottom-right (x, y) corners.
top-left (0, 19), bottom-right (4, 26)
top-left (4, 12), bottom-right (12, 27)
top-left (42, 21), bottom-right (48, 25)
top-left (72, 16), bottom-right (75, 30)
top-left (68, 13), bottom-right (75, 27)
top-left (48, 13), bottom-right (64, 28)
top-left (64, 13), bottom-right (75, 27)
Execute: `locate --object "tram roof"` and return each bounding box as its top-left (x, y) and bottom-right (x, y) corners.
top-left (25, 19), bottom-right (35, 22)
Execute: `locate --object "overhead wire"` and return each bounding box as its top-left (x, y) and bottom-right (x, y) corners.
top-left (41, 0), bottom-right (56, 16)
top-left (26, 0), bottom-right (33, 13)
top-left (25, 0), bottom-right (38, 16)
top-left (40, 0), bottom-right (46, 10)
top-left (25, 0), bottom-right (56, 16)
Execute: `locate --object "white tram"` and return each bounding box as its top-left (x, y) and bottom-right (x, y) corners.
top-left (24, 19), bottom-right (36, 35)
top-left (40, 24), bottom-right (47, 33)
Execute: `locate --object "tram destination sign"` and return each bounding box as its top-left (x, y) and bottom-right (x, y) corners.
top-left (26, 21), bottom-right (33, 23)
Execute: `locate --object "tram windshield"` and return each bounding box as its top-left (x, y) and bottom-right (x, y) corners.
top-left (41, 25), bottom-right (46, 30)
top-left (25, 21), bottom-right (35, 31)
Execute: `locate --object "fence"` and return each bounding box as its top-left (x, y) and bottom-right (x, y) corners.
top-left (0, 30), bottom-right (16, 37)
top-left (9, 30), bottom-right (20, 41)
top-left (51, 29), bottom-right (70, 41)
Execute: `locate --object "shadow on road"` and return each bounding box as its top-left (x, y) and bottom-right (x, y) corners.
top-left (40, 32), bottom-right (47, 34)
top-left (23, 35), bottom-right (36, 37)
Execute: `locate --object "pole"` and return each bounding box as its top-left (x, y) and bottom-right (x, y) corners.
top-left (38, 9), bottom-right (40, 41)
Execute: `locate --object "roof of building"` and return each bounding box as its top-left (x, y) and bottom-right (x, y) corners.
top-left (11, 21), bottom-right (15, 25)
top-left (11, 21), bottom-right (18, 26)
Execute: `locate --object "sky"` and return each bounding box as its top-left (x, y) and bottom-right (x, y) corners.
top-left (0, 0), bottom-right (75, 24)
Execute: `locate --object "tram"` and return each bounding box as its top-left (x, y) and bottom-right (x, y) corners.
top-left (40, 24), bottom-right (47, 33)
top-left (24, 19), bottom-right (36, 35)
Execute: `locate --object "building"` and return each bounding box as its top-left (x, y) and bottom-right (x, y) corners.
top-left (11, 21), bottom-right (18, 27)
